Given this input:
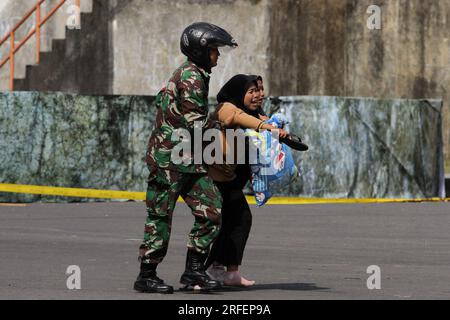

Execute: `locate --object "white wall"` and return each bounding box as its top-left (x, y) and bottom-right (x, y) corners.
top-left (112, 0), bottom-right (271, 97)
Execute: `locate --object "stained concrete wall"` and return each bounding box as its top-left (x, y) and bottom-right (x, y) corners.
top-left (1, 0), bottom-right (449, 170)
top-left (0, 91), bottom-right (444, 202)
top-left (111, 0), bottom-right (271, 96)
top-left (111, 0), bottom-right (450, 171)
top-left (268, 0), bottom-right (450, 170)
top-left (274, 96), bottom-right (445, 198)
top-left (0, 91), bottom-right (155, 203)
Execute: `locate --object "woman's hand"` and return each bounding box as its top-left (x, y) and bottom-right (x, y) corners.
top-left (271, 127), bottom-right (288, 138)
top-left (278, 128), bottom-right (289, 138)
top-left (260, 123), bottom-right (288, 138)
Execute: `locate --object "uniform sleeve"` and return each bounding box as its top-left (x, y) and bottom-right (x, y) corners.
top-left (177, 71), bottom-right (217, 130)
top-left (217, 103), bottom-right (265, 130)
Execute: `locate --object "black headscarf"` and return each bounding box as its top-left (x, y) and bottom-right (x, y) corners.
top-left (217, 74), bottom-right (260, 118)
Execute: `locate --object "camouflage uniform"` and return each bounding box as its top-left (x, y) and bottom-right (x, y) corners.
top-left (139, 60), bottom-right (222, 264)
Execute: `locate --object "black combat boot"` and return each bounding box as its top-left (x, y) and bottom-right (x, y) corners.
top-left (134, 263), bottom-right (174, 294)
top-left (180, 249), bottom-right (221, 291)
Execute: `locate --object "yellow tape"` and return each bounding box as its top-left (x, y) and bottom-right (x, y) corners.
top-left (0, 183), bottom-right (448, 205)
top-left (245, 196), bottom-right (449, 205)
top-left (0, 183), bottom-right (145, 201)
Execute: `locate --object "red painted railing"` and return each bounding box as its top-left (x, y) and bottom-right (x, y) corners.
top-left (0, 0), bottom-right (81, 90)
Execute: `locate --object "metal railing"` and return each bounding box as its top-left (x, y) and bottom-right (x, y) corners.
top-left (0, 0), bottom-right (80, 90)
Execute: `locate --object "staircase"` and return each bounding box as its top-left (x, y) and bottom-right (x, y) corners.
top-left (0, 0), bottom-right (113, 95)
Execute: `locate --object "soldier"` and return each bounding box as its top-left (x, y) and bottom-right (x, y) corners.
top-left (134, 22), bottom-right (238, 294)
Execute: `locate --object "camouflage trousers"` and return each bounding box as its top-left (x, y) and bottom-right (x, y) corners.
top-left (139, 167), bottom-right (222, 264)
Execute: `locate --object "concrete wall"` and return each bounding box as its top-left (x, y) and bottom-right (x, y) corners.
top-left (111, 0), bottom-right (271, 96)
top-left (268, 0), bottom-right (450, 170)
top-left (111, 0), bottom-right (450, 170)
top-left (0, 91), bottom-right (156, 203)
top-left (0, 91), bottom-right (444, 202)
top-left (1, 0), bottom-right (449, 170)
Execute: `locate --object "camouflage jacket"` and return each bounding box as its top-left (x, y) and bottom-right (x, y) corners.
top-left (146, 60), bottom-right (216, 173)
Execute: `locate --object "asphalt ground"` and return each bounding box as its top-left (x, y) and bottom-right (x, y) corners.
top-left (0, 201), bottom-right (449, 300)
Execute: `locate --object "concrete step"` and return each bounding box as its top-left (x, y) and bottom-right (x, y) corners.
top-left (15, 11), bottom-right (95, 91)
top-left (13, 78), bottom-right (27, 91)
top-left (12, 0), bottom-right (111, 95)
top-left (13, 56), bottom-right (51, 90)
top-left (51, 39), bottom-right (66, 53)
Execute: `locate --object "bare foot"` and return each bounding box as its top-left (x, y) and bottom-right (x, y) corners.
top-left (223, 271), bottom-right (255, 287)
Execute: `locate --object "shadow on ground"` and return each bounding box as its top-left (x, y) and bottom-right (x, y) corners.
top-left (225, 282), bottom-right (330, 292)
top-left (177, 283), bottom-right (330, 295)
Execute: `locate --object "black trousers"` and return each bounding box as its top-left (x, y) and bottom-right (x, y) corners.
top-left (207, 165), bottom-right (252, 267)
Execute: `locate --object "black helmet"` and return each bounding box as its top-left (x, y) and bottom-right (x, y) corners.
top-left (180, 22), bottom-right (238, 71)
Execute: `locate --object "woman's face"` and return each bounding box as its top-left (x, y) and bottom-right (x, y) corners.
top-left (243, 83), bottom-right (260, 111)
top-left (257, 79), bottom-right (265, 107)
top-left (257, 80), bottom-right (265, 98)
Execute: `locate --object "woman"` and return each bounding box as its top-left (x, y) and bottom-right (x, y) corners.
top-left (206, 74), bottom-right (287, 287)
top-left (255, 75), bottom-right (269, 121)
